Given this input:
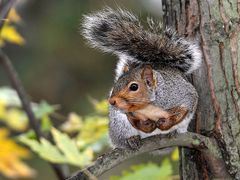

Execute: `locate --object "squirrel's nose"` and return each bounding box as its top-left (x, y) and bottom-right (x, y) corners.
top-left (109, 98), bottom-right (116, 106)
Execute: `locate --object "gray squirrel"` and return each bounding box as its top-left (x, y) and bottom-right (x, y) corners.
top-left (82, 8), bottom-right (202, 149)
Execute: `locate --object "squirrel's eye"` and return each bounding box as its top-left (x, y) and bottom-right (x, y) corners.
top-left (129, 83), bottom-right (138, 91)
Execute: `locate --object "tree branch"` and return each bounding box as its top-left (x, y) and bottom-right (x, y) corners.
top-left (67, 132), bottom-right (223, 180)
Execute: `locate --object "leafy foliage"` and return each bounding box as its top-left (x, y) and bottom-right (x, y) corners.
top-left (0, 87), bottom-right (28, 131)
top-left (33, 100), bottom-right (59, 119)
top-left (0, 86), bottom-right (59, 178)
top-left (0, 8), bottom-right (25, 47)
top-left (0, 128), bottom-right (35, 179)
top-left (19, 98), bottom-right (109, 167)
top-left (0, 86), bottom-right (109, 170)
top-left (76, 115), bottom-right (109, 151)
top-left (0, 102), bottom-right (28, 131)
top-left (110, 159), bottom-right (173, 180)
top-left (171, 148), bottom-right (179, 161)
top-left (19, 99), bottom-right (109, 167)
top-left (0, 7), bottom-right (35, 178)
top-left (90, 98), bottom-right (109, 115)
top-left (19, 128), bottom-right (94, 167)
top-left (61, 99), bottom-right (110, 152)
top-left (0, 87), bottom-right (57, 131)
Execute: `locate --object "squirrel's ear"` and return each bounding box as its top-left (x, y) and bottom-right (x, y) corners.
top-left (141, 65), bottom-right (155, 87)
top-left (123, 64), bottom-right (129, 73)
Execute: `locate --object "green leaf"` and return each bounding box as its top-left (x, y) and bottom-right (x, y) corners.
top-left (41, 115), bottom-right (52, 131)
top-left (18, 130), bottom-right (36, 140)
top-left (94, 100), bottom-right (108, 115)
top-left (33, 101), bottom-right (59, 119)
top-left (171, 148), bottom-right (179, 161)
top-left (60, 112), bottom-right (83, 133)
top-left (19, 135), bottom-right (66, 163)
top-left (19, 129), bottom-right (94, 167)
top-left (51, 128), bottom-right (93, 167)
top-left (0, 87), bottom-right (57, 132)
top-left (89, 98), bottom-right (108, 115)
top-left (60, 100), bottom-right (110, 152)
top-left (110, 161), bottom-right (173, 180)
top-left (76, 116), bottom-right (109, 148)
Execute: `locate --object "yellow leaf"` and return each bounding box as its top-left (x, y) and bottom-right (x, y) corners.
top-left (0, 100), bottom-right (7, 119)
top-left (7, 109), bottom-right (28, 131)
top-left (0, 8), bottom-right (24, 47)
top-left (0, 156), bottom-right (35, 179)
top-left (89, 98), bottom-right (108, 115)
top-left (0, 24), bottom-right (25, 45)
top-left (0, 128), bottom-right (8, 138)
top-left (20, 128), bottom-right (94, 167)
top-left (84, 148), bottom-right (94, 160)
top-left (94, 100), bottom-right (108, 115)
top-left (76, 116), bottom-right (108, 147)
top-left (0, 93), bottom-right (28, 131)
top-left (8, 9), bottom-right (22, 23)
top-left (0, 128), bottom-right (35, 178)
top-left (171, 148), bottom-right (179, 161)
top-left (61, 112), bottom-right (83, 133)
top-left (0, 107), bottom-right (28, 131)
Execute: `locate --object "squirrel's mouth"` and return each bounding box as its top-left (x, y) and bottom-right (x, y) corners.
top-left (109, 97), bottom-right (127, 110)
top-left (109, 95), bottom-right (149, 113)
top-left (109, 97), bottom-right (140, 112)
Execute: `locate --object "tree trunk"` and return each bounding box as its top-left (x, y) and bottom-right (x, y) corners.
top-left (162, 0), bottom-right (240, 179)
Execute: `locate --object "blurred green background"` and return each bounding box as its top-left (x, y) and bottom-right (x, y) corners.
top-left (0, 1), bottom-right (178, 180)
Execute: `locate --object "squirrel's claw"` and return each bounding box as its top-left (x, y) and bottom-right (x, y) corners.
top-left (126, 135), bottom-right (142, 150)
top-left (167, 130), bottom-right (178, 138)
top-left (156, 118), bottom-right (166, 126)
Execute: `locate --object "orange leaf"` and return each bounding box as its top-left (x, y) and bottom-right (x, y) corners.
top-left (0, 128), bottom-right (35, 178)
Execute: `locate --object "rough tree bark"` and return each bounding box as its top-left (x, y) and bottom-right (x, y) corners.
top-left (162, 0), bottom-right (240, 179)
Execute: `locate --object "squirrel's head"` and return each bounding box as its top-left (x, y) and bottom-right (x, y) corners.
top-left (108, 65), bottom-right (157, 112)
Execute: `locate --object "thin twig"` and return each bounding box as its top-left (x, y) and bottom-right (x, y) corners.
top-left (67, 132), bottom-right (227, 180)
top-left (0, 50), bottom-right (66, 180)
top-left (0, 0), bottom-right (16, 30)
top-left (0, 50), bottom-right (44, 139)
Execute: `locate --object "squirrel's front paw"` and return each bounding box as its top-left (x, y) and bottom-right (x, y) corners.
top-left (126, 135), bottom-right (142, 150)
top-left (156, 118), bottom-right (173, 130)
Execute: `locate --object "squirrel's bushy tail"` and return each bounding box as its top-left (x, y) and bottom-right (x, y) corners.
top-left (82, 7), bottom-right (202, 73)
